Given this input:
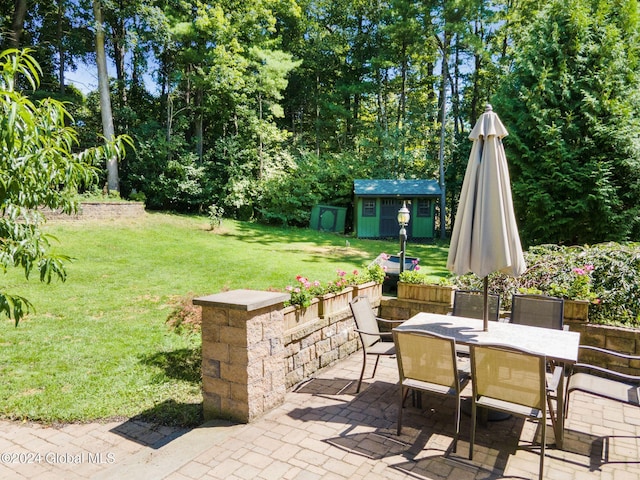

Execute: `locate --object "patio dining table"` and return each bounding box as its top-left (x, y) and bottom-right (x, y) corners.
top-left (395, 312), bottom-right (581, 449)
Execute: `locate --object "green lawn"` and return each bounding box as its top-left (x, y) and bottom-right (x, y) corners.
top-left (0, 213), bottom-right (449, 426)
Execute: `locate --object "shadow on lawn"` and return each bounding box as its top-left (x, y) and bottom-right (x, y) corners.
top-left (221, 221), bottom-right (451, 276)
top-left (131, 347), bottom-right (203, 429)
top-left (140, 346), bottom-right (202, 383)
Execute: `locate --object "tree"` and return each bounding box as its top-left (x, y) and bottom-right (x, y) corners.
top-left (0, 48), bottom-right (130, 325)
top-left (93, 0), bottom-right (119, 192)
top-left (494, 0), bottom-right (640, 246)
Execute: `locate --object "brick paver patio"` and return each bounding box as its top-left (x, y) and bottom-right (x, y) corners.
top-left (1, 352), bottom-right (639, 479)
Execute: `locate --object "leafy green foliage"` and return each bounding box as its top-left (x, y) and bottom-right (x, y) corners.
top-left (0, 49), bottom-right (130, 325)
top-left (494, 0), bottom-right (640, 246)
top-left (455, 243), bottom-right (640, 327)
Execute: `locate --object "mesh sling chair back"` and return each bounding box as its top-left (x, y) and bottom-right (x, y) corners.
top-left (510, 294), bottom-right (565, 330)
top-left (452, 290), bottom-right (501, 356)
top-left (469, 343), bottom-right (557, 480)
top-left (452, 290), bottom-right (501, 321)
top-left (510, 294), bottom-right (566, 405)
top-left (393, 328), bottom-right (470, 453)
top-left (565, 345), bottom-right (640, 418)
top-left (349, 295), bottom-right (404, 392)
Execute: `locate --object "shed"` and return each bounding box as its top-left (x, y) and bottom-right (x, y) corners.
top-left (353, 179), bottom-right (442, 241)
top-left (310, 205), bottom-right (347, 233)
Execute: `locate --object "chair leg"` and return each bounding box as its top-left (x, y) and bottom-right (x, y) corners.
top-left (371, 355), bottom-right (381, 379)
top-left (546, 394), bottom-right (558, 444)
top-left (452, 395), bottom-right (461, 453)
top-left (397, 386), bottom-right (407, 435)
top-left (539, 414), bottom-right (546, 480)
top-left (357, 351), bottom-right (367, 393)
top-left (469, 398), bottom-right (476, 460)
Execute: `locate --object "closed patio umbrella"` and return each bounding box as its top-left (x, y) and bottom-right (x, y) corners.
top-left (447, 104), bottom-right (526, 331)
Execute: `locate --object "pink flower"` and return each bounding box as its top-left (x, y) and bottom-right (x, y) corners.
top-left (584, 264), bottom-right (595, 272)
top-left (353, 269), bottom-right (359, 275)
top-left (294, 287), bottom-right (301, 293)
top-left (337, 269), bottom-right (346, 277)
top-left (572, 267), bottom-right (586, 275)
top-left (414, 265), bottom-right (421, 271)
top-left (381, 253), bottom-right (390, 260)
top-left (313, 280), bottom-right (321, 287)
top-left (286, 286), bottom-right (293, 292)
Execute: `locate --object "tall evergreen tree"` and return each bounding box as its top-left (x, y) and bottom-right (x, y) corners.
top-left (494, 0), bottom-right (640, 246)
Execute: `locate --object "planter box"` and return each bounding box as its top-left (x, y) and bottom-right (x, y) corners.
top-left (371, 254), bottom-right (419, 294)
top-left (318, 287), bottom-right (354, 318)
top-left (283, 298), bottom-right (320, 330)
top-left (397, 282), bottom-right (457, 306)
top-left (352, 281), bottom-right (382, 304)
top-left (564, 299), bottom-right (590, 323)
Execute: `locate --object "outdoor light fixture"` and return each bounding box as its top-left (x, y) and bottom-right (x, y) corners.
top-left (397, 201), bottom-right (410, 274)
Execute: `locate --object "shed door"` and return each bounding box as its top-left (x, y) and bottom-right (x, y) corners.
top-left (380, 199), bottom-right (412, 238)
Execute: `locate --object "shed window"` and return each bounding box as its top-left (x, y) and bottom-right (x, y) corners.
top-left (362, 200), bottom-right (376, 217)
top-left (417, 199), bottom-right (431, 217)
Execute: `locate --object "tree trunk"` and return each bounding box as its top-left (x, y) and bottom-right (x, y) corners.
top-left (93, 0), bottom-right (119, 193)
top-left (57, 0), bottom-right (66, 94)
top-left (11, 0), bottom-right (27, 48)
top-left (438, 31), bottom-right (449, 240)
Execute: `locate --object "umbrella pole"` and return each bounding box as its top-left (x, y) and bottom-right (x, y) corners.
top-left (483, 276), bottom-right (489, 331)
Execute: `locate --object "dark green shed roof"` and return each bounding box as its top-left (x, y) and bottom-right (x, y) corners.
top-left (354, 179), bottom-right (441, 197)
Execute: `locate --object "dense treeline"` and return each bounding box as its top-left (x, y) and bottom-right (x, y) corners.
top-left (2, 0), bottom-right (640, 246)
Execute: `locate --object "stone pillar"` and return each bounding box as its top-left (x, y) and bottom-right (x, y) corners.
top-left (193, 289), bottom-right (290, 423)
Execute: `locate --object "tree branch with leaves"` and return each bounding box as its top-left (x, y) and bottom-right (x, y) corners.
top-left (0, 48), bottom-right (131, 325)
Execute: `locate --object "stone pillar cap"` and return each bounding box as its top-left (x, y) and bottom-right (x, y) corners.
top-left (193, 289), bottom-right (290, 311)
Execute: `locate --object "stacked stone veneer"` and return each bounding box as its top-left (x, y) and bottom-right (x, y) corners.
top-left (284, 308), bottom-right (360, 390)
top-left (193, 290), bottom-right (290, 423)
top-left (43, 202), bottom-right (145, 220)
top-left (194, 289), bottom-right (377, 423)
top-left (567, 322), bottom-right (640, 376)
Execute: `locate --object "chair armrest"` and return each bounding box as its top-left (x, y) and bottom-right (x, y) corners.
top-left (572, 362), bottom-right (640, 382)
top-left (354, 328), bottom-right (392, 338)
top-left (377, 318), bottom-right (405, 325)
top-left (579, 345), bottom-right (640, 361)
top-left (547, 365), bottom-right (563, 392)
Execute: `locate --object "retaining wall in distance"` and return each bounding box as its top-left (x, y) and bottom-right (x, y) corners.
top-left (43, 202), bottom-right (146, 220)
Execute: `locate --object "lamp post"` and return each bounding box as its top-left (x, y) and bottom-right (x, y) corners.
top-left (397, 201), bottom-right (411, 274)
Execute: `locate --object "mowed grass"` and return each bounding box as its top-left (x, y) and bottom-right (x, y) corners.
top-left (0, 212), bottom-right (449, 426)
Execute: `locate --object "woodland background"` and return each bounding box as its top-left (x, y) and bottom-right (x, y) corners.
top-left (3, 0), bottom-right (640, 246)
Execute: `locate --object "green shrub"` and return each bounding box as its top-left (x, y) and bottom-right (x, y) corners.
top-left (454, 243), bottom-right (640, 327)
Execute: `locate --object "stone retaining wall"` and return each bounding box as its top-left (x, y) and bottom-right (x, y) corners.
top-left (43, 202), bottom-right (146, 220)
top-left (284, 309), bottom-right (359, 390)
top-left (567, 321), bottom-right (640, 375)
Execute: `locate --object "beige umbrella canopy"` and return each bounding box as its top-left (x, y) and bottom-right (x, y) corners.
top-left (447, 104), bottom-right (526, 330)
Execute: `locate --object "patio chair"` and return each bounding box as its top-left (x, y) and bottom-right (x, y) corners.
top-left (510, 294), bottom-right (565, 330)
top-left (350, 295), bottom-right (404, 393)
top-left (452, 289), bottom-right (501, 321)
top-left (452, 290), bottom-right (501, 356)
top-left (393, 328), bottom-right (470, 452)
top-left (565, 345), bottom-right (640, 419)
top-left (469, 343), bottom-right (557, 480)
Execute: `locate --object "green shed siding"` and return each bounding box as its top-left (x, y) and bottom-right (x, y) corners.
top-left (411, 199), bottom-right (435, 238)
top-left (356, 198), bottom-right (380, 237)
